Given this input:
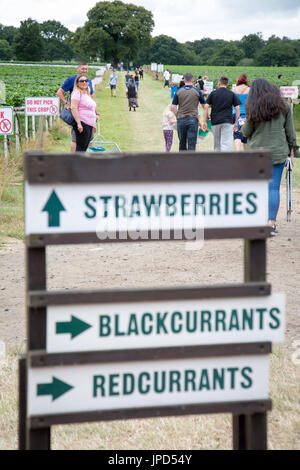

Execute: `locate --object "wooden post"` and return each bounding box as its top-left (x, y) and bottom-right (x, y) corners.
top-left (38, 116), bottom-right (44, 149)
top-left (233, 238), bottom-right (268, 450)
top-left (18, 356), bottom-right (27, 450)
top-left (45, 116), bottom-right (49, 133)
top-left (31, 116), bottom-right (36, 140)
top-left (25, 115), bottom-right (29, 141)
top-left (15, 115), bottom-right (20, 153)
top-left (24, 245), bottom-right (51, 450)
top-left (4, 135), bottom-right (9, 160)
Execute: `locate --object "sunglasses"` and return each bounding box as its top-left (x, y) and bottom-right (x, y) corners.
top-left (78, 79), bottom-right (88, 83)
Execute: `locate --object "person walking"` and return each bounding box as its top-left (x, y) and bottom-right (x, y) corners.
top-left (202, 76), bottom-right (240, 151)
top-left (139, 66), bottom-right (144, 80)
top-left (163, 69), bottom-right (170, 88)
top-left (162, 104), bottom-right (176, 152)
top-left (109, 70), bottom-right (118, 97)
top-left (71, 74), bottom-right (98, 152)
top-left (56, 62), bottom-right (95, 152)
top-left (241, 78), bottom-right (298, 234)
top-left (125, 70), bottom-right (131, 88)
top-left (134, 70), bottom-right (140, 91)
top-left (126, 76), bottom-right (138, 111)
top-left (171, 73), bottom-right (205, 151)
top-left (232, 74), bottom-right (250, 151)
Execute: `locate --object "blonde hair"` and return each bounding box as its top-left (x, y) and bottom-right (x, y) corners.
top-left (163, 104), bottom-right (173, 116)
top-left (74, 74), bottom-right (90, 95)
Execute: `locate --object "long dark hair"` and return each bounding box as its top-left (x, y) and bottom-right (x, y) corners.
top-left (245, 78), bottom-right (288, 123)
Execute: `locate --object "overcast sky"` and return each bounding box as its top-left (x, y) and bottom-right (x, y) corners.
top-left (1, 0), bottom-right (300, 42)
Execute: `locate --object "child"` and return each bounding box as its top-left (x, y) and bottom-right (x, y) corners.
top-left (162, 104), bottom-right (176, 152)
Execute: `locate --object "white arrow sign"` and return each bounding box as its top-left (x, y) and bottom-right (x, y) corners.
top-left (25, 180), bottom-right (268, 236)
top-left (28, 355), bottom-right (269, 417)
top-left (46, 293), bottom-right (285, 353)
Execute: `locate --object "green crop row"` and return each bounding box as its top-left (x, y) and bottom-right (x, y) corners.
top-left (165, 65), bottom-right (300, 89)
top-left (0, 65), bottom-right (97, 107)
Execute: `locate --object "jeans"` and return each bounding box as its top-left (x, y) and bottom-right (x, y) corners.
top-left (269, 162), bottom-right (285, 221)
top-left (212, 123), bottom-right (233, 151)
top-left (177, 117), bottom-right (198, 151)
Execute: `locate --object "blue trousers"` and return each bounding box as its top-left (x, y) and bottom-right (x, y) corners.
top-left (269, 162), bottom-right (285, 221)
top-left (177, 117), bottom-right (198, 151)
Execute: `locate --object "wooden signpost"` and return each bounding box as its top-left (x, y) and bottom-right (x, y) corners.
top-left (20, 150), bottom-right (284, 450)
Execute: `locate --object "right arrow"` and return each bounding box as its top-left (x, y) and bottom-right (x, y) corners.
top-left (37, 377), bottom-right (73, 401)
top-left (42, 190), bottom-right (66, 227)
top-left (56, 315), bottom-right (92, 339)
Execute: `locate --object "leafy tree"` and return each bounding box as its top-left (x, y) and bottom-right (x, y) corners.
top-left (40, 20), bottom-right (74, 61)
top-left (13, 18), bottom-right (44, 61)
top-left (150, 35), bottom-right (181, 64)
top-left (0, 24), bottom-right (17, 46)
top-left (255, 41), bottom-right (299, 66)
top-left (0, 39), bottom-right (12, 60)
top-left (209, 44), bottom-right (245, 66)
top-left (78, 0), bottom-right (154, 66)
top-left (241, 33), bottom-right (264, 58)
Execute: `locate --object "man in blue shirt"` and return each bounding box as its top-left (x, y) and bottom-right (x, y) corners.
top-left (109, 70), bottom-right (118, 97)
top-left (57, 62), bottom-right (95, 152)
top-left (171, 73), bottom-right (205, 151)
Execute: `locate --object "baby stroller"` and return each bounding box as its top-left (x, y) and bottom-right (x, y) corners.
top-left (88, 121), bottom-right (121, 153)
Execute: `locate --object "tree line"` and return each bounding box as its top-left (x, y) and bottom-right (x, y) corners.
top-left (0, 0), bottom-right (299, 67)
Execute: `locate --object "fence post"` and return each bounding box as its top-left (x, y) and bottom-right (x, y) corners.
top-left (38, 116), bottom-right (44, 149)
top-left (32, 116), bottom-right (36, 140)
top-left (15, 114), bottom-right (20, 153)
top-left (4, 135), bottom-right (9, 160)
top-left (25, 115), bottom-right (29, 141)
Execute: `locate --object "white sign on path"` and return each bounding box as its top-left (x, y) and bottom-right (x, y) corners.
top-left (27, 355), bottom-right (269, 416)
top-left (25, 180), bottom-right (268, 236)
top-left (46, 293), bottom-right (285, 353)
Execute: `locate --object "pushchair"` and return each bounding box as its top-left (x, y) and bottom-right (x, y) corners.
top-left (88, 121), bottom-right (121, 153)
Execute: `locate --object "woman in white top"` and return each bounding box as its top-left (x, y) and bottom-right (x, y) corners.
top-left (162, 104), bottom-right (176, 152)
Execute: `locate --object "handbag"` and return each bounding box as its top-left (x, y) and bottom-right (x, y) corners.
top-left (60, 106), bottom-right (76, 126)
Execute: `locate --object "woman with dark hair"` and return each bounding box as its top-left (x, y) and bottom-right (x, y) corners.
top-left (241, 78), bottom-right (298, 234)
top-left (232, 74), bottom-right (250, 151)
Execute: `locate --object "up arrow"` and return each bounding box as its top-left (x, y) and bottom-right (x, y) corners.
top-left (42, 190), bottom-right (66, 227)
top-left (37, 377), bottom-right (73, 401)
top-left (56, 315), bottom-right (92, 339)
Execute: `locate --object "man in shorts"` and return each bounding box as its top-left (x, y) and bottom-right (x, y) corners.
top-left (57, 62), bottom-right (95, 152)
top-left (109, 70), bottom-right (118, 97)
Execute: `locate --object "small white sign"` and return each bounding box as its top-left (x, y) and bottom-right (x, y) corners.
top-left (25, 97), bottom-right (60, 116)
top-left (0, 106), bottom-right (13, 135)
top-left (158, 64), bottom-right (164, 73)
top-left (151, 63), bottom-right (158, 71)
top-left (27, 355), bottom-right (269, 416)
top-left (204, 81), bottom-right (214, 95)
top-left (280, 86), bottom-right (298, 100)
top-left (46, 293), bottom-right (285, 353)
top-left (25, 180), bottom-right (268, 236)
top-left (171, 74), bottom-right (182, 85)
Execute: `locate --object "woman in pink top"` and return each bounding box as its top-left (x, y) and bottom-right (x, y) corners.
top-left (71, 74), bottom-right (98, 151)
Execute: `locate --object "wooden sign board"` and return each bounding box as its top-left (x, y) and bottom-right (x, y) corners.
top-left (24, 152), bottom-right (272, 244)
